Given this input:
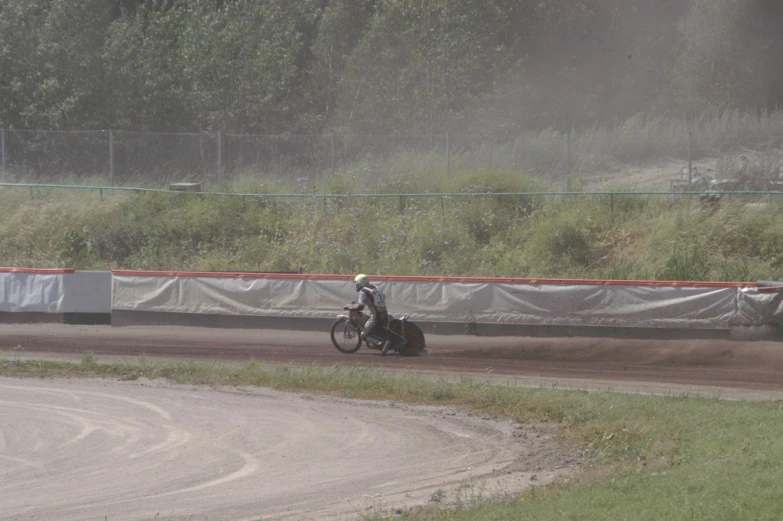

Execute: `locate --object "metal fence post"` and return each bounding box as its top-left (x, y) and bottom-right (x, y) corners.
top-left (445, 133), bottom-right (451, 179)
top-left (688, 130), bottom-right (693, 185)
top-left (566, 131), bottom-right (571, 190)
top-left (330, 133), bottom-right (335, 175)
top-left (217, 131), bottom-right (223, 184)
top-left (1, 121), bottom-right (6, 183)
top-left (610, 193), bottom-right (615, 223)
top-left (109, 129), bottom-right (115, 187)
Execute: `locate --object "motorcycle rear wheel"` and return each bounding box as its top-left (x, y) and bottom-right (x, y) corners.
top-left (394, 322), bottom-right (426, 357)
top-left (330, 318), bottom-right (362, 354)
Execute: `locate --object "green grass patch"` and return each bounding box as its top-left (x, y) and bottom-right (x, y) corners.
top-left (2, 356), bottom-right (782, 520)
top-left (5, 179), bottom-right (783, 280)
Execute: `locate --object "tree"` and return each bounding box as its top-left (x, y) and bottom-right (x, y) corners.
top-left (331, 0), bottom-right (524, 134)
top-left (102, 0), bottom-right (191, 130)
top-left (671, 0), bottom-right (783, 113)
top-left (0, 0), bottom-right (53, 128)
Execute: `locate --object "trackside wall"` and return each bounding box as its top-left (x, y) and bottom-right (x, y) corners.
top-left (0, 269), bottom-right (111, 324)
top-left (110, 271), bottom-right (783, 339)
top-left (2, 268), bottom-right (782, 339)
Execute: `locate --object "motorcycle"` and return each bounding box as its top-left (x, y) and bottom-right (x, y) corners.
top-left (330, 303), bottom-right (427, 356)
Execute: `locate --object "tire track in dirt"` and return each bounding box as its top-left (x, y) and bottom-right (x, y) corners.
top-left (1, 324), bottom-right (783, 398)
top-left (0, 378), bottom-right (574, 520)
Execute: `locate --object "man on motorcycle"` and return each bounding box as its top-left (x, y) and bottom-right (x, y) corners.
top-left (350, 274), bottom-right (392, 356)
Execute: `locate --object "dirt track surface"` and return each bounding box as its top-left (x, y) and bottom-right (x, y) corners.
top-left (0, 378), bottom-right (574, 521)
top-left (2, 325), bottom-right (783, 520)
top-left (2, 324), bottom-right (783, 399)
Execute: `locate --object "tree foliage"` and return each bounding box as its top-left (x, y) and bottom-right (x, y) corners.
top-left (672, 0), bottom-right (783, 113)
top-left (1, 0), bottom-right (782, 133)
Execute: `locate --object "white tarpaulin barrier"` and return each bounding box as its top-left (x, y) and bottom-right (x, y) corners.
top-left (112, 276), bottom-right (350, 318)
top-left (0, 270), bottom-right (111, 314)
top-left (737, 288), bottom-right (783, 325)
top-left (0, 271), bottom-right (66, 313)
top-left (1, 269), bottom-right (778, 330)
top-left (111, 273), bottom-right (777, 329)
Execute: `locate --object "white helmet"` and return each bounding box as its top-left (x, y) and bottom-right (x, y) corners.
top-left (354, 273), bottom-right (369, 291)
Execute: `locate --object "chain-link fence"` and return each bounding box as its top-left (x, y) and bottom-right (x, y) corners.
top-left (0, 128), bottom-right (454, 187)
top-left (3, 125), bottom-right (783, 191)
top-left (2, 129), bottom-right (110, 182)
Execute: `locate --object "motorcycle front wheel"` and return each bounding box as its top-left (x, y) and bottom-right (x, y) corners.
top-left (330, 318), bottom-right (362, 354)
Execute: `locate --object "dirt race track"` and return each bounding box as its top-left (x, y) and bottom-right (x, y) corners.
top-left (2, 324), bottom-right (783, 399)
top-left (2, 324), bottom-right (783, 520)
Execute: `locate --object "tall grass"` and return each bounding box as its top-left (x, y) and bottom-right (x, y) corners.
top-left (2, 179), bottom-right (783, 281)
top-left (4, 110), bottom-right (783, 280)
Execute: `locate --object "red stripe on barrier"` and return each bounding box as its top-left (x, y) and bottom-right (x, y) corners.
top-left (110, 270), bottom-right (755, 288)
top-left (111, 270), bottom-right (351, 280)
top-left (0, 267), bottom-right (75, 274)
top-left (757, 286), bottom-right (783, 293)
top-left (363, 275), bottom-right (754, 288)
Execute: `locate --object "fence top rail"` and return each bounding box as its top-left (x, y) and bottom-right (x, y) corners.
top-left (3, 182), bottom-right (783, 198)
top-left (7, 129), bottom-right (110, 135)
top-left (7, 127), bottom-right (783, 140)
top-left (3, 129), bottom-right (494, 139)
top-left (116, 130), bottom-right (215, 137)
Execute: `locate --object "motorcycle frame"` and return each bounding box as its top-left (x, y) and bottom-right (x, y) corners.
top-left (336, 309), bottom-right (410, 348)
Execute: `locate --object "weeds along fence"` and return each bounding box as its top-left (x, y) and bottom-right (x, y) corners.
top-left (4, 121), bottom-right (783, 188)
top-left (0, 128), bottom-right (564, 186)
top-left (2, 182), bottom-right (783, 219)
